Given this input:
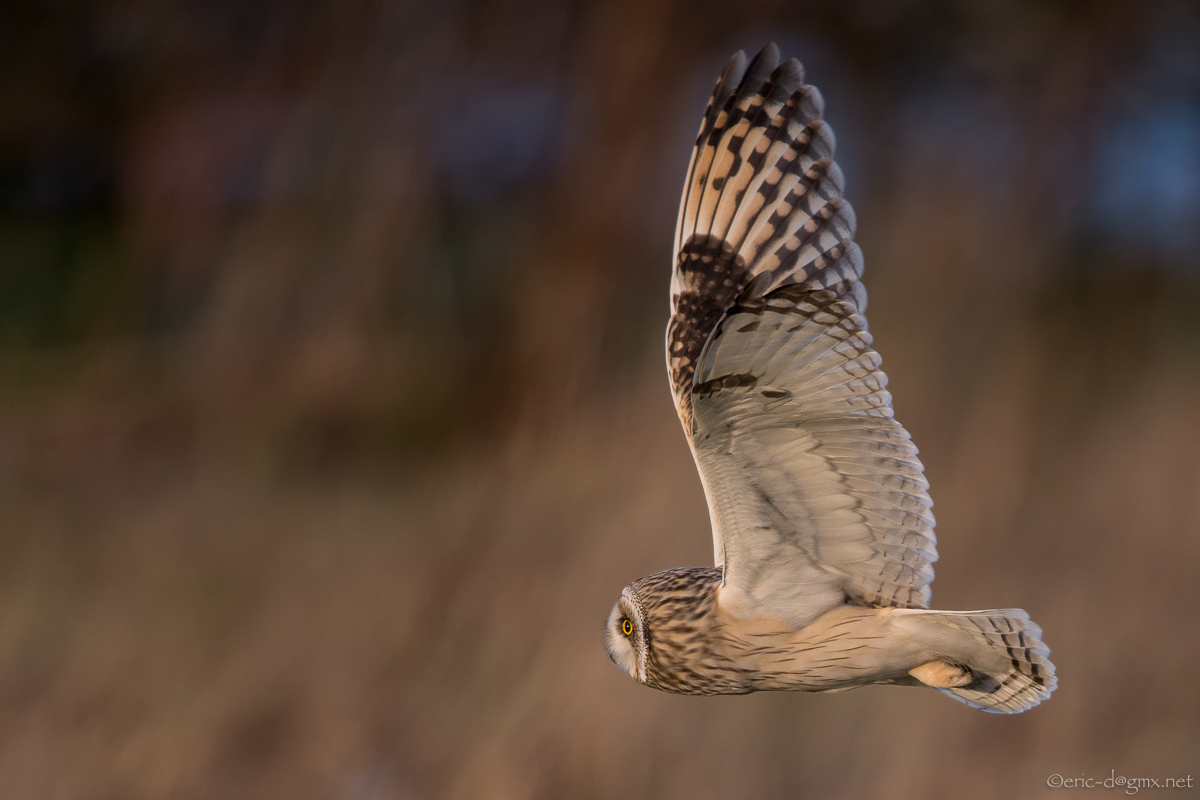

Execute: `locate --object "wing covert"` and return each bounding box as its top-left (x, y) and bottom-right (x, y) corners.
top-left (692, 285), bottom-right (937, 628)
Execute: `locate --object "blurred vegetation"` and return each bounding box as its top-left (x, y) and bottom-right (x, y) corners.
top-left (0, 0), bottom-right (1199, 797)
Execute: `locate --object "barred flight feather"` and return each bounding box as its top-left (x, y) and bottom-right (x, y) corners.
top-left (668, 43), bottom-right (862, 432)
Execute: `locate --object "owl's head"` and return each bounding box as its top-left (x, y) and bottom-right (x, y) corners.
top-left (604, 586), bottom-right (647, 683)
top-left (604, 567), bottom-right (724, 688)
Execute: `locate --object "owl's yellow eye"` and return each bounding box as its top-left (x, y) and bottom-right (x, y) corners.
top-left (621, 618), bottom-right (633, 636)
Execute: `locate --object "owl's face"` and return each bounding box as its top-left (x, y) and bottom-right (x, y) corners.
top-left (604, 568), bottom-right (723, 692)
top-left (604, 588), bottom-right (647, 683)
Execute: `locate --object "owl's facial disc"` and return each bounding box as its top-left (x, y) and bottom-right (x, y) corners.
top-left (604, 590), bottom-right (644, 682)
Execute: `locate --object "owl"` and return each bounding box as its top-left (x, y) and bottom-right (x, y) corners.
top-left (604, 44), bottom-right (1056, 713)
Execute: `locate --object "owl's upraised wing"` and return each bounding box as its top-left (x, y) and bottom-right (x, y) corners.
top-left (668, 45), bottom-right (937, 630)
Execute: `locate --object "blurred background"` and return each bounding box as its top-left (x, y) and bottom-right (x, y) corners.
top-left (1, 0), bottom-right (1199, 797)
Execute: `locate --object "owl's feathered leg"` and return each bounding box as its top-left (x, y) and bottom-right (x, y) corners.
top-left (908, 660), bottom-right (973, 688)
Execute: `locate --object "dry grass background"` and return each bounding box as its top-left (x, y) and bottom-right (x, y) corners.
top-left (1, 0), bottom-right (1199, 797)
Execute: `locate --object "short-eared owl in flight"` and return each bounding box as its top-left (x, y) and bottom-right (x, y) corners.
top-left (604, 44), bottom-right (1055, 712)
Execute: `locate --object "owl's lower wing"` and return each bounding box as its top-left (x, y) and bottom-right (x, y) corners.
top-left (670, 45), bottom-right (937, 630)
top-left (691, 286), bottom-right (936, 629)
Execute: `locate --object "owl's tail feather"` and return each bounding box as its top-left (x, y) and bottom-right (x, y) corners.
top-left (899, 608), bottom-right (1057, 714)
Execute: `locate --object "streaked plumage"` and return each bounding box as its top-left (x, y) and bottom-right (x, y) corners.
top-left (605, 44), bottom-right (1056, 713)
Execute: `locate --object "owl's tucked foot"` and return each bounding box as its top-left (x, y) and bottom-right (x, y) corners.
top-left (909, 660), bottom-right (973, 688)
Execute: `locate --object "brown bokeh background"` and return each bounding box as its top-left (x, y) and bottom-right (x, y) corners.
top-left (2, 0), bottom-right (1199, 797)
